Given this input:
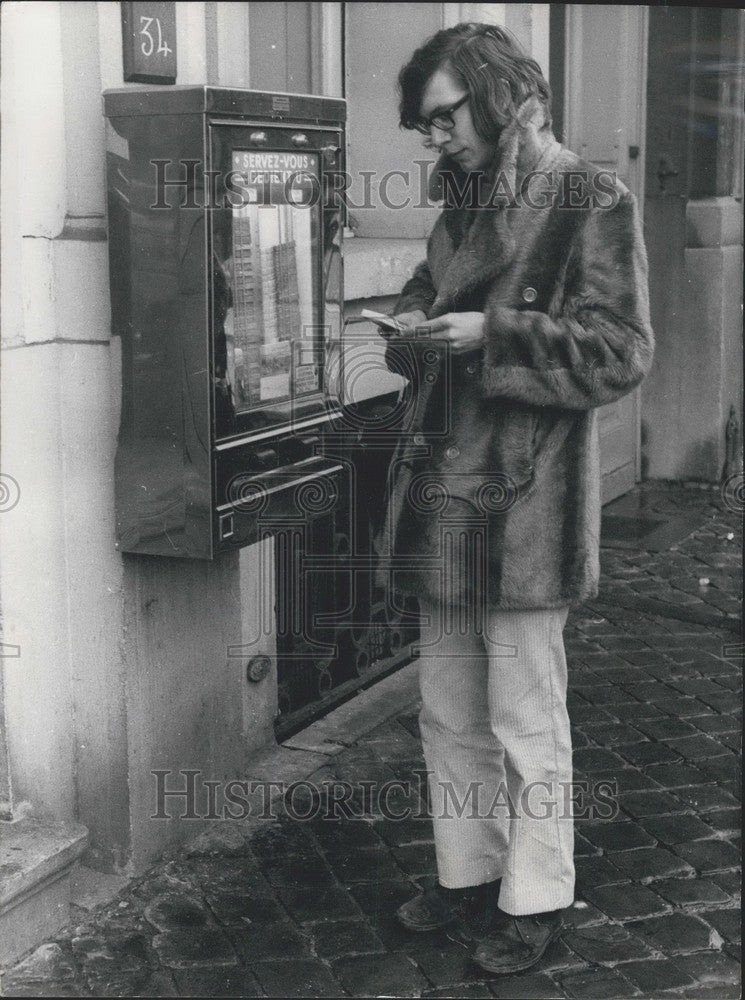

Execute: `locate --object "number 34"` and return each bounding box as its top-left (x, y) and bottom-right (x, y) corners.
top-left (139, 15), bottom-right (172, 57)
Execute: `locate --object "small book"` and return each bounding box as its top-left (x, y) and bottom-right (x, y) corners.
top-left (345, 309), bottom-right (408, 334)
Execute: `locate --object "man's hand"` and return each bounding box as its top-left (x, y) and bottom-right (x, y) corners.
top-left (411, 312), bottom-right (486, 354)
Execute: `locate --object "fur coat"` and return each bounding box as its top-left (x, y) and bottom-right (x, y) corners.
top-left (373, 97), bottom-right (654, 611)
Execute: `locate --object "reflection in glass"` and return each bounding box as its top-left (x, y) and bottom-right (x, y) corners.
top-left (216, 151), bottom-right (321, 416)
top-left (322, 182), bottom-right (343, 399)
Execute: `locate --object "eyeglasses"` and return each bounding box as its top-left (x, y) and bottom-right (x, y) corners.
top-left (412, 93), bottom-right (470, 136)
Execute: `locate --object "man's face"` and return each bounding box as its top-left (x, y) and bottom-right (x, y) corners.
top-left (419, 65), bottom-right (494, 173)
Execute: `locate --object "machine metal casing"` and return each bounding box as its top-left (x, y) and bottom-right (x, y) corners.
top-left (104, 87), bottom-right (347, 557)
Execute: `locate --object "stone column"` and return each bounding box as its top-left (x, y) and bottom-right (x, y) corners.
top-left (1, 0), bottom-right (267, 878)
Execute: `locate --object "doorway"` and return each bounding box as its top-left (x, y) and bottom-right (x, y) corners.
top-left (559, 5), bottom-right (648, 503)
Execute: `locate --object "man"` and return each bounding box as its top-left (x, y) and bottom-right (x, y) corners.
top-left (372, 22), bottom-right (654, 974)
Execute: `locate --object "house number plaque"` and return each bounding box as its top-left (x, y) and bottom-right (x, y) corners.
top-left (121, 2), bottom-right (177, 84)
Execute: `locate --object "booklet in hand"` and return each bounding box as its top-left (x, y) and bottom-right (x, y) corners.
top-left (345, 309), bottom-right (409, 334)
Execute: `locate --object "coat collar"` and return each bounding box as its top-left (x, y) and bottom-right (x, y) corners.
top-left (426, 96), bottom-right (560, 313)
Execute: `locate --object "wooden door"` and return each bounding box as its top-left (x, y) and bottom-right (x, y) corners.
top-left (344, 2), bottom-right (442, 238)
top-left (565, 5), bottom-right (648, 503)
top-left (248, 1), bottom-right (320, 94)
top-left (642, 6), bottom-right (701, 481)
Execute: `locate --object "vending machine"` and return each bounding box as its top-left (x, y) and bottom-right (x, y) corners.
top-left (104, 87), bottom-right (347, 558)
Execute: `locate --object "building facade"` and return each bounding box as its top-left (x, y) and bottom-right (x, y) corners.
top-left (0, 1), bottom-right (742, 963)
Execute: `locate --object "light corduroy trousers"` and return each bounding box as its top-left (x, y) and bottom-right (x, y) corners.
top-left (416, 595), bottom-right (575, 915)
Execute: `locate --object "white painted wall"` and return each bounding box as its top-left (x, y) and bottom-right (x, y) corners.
top-left (0, 0), bottom-right (275, 871)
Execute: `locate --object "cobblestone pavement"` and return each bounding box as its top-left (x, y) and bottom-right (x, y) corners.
top-left (2, 483), bottom-right (741, 998)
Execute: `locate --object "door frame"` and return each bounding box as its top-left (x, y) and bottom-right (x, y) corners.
top-left (564, 5), bottom-right (649, 489)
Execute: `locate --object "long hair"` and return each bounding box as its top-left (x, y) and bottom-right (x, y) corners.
top-left (398, 23), bottom-right (551, 142)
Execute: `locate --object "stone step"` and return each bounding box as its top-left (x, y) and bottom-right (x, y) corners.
top-left (0, 816), bottom-right (88, 967)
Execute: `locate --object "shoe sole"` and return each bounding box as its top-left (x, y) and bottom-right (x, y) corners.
top-left (446, 914), bottom-right (507, 949)
top-left (446, 926), bottom-right (481, 950)
top-left (396, 912), bottom-right (456, 932)
top-left (472, 921), bottom-right (565, 975)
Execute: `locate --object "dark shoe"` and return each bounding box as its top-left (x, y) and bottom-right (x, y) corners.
top-left (445, 882), bottom-right (506, 947)
top-left (396, 880), bottom-right (500, 933)
top-left (472, 908), bottom-right (567, 974)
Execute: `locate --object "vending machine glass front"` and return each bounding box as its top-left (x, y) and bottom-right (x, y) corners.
top-left (210, 126), bottom-right (331, 441)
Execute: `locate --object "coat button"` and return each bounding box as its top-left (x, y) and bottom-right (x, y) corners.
top-left (446, 446), bottom-right (460, 460)
top-left (522, 286), bottom-right (537, 303)
top-left (413, 433), bottom-right (425, 446)
top-left (466, 361), bottom-right (477, 374)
